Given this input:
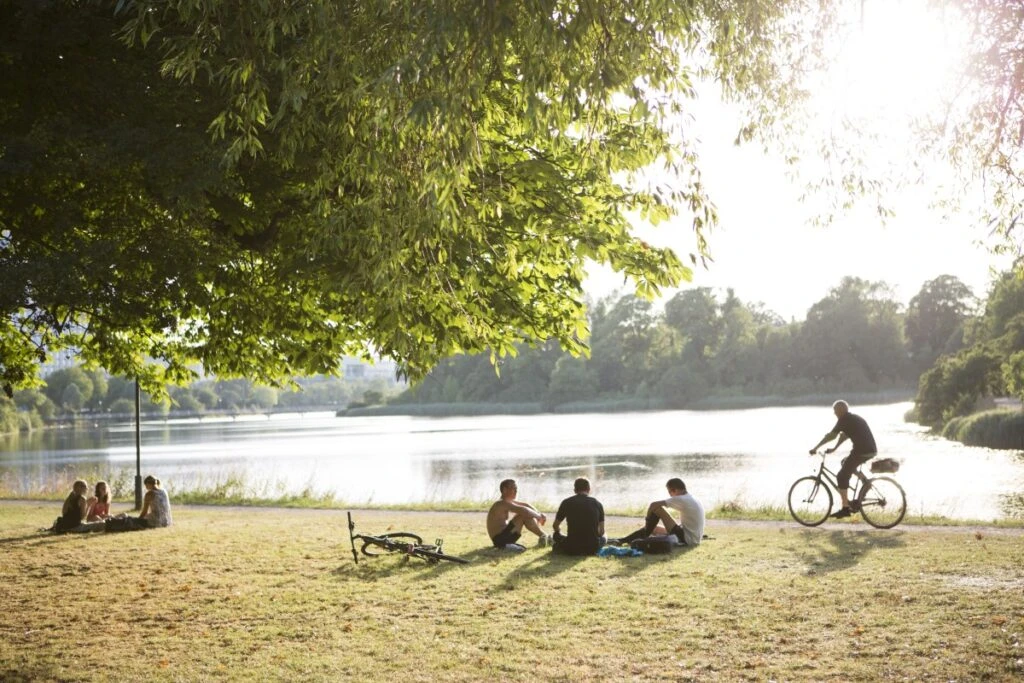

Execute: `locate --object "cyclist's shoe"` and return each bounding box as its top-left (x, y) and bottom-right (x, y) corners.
top-left (502, 543), bottom-right (526, 552)
top-left (830, 507), bottom-right (853, 519)
top-left (537, 534), bottom-right (552, 548)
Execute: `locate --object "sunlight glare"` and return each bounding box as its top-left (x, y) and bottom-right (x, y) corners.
top-left (815, 0), bottom-right (969, 129)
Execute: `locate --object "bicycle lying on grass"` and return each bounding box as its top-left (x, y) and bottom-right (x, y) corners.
top-left (788, 453), bottom-right (907, 529)
top-left (347, 512), bottom-right (469, 565)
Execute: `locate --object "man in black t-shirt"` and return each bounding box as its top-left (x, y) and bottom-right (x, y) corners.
top-left (551, 478), bottom-right (605, 556)
top-left (810, 400), bottom-right (878, 518)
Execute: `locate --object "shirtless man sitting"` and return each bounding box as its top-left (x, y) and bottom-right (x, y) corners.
top-left (486, 479), bottom-right (549, 551)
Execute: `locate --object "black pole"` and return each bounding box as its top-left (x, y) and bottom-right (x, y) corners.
top-left (134, 378), bottom-right (143, 510)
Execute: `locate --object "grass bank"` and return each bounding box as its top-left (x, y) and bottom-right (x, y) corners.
top-left (943, 409), bottom-right (1024, 451)
top-left (6, 466), bottom-right (1023, 526)
top-left (1, 505), bottom-right (1022, 682)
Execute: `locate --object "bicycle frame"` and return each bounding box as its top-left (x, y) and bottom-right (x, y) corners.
top-left (791, 453), bottom-right (906, 528)
top-left (810, 454), bottom-right (870, 499)
top-left (347, 512), bottom-right (469, 565)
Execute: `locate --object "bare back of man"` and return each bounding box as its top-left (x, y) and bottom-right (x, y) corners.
top-left (486, 479), bottom-right (548, 548)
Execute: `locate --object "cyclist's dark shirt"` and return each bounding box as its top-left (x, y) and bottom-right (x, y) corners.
top-left (554, 493), bottom-right (604, 555)
top-left (831, 412), bottom-right (877, 455)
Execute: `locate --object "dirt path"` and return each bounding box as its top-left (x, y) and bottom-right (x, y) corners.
top-left (6, 498), bottom-right (1020, 535)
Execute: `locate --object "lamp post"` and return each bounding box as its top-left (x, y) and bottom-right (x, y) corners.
top-left (134, 378), bottom-right (143, 510)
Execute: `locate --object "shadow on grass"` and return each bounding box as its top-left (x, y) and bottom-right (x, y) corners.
top-left (790, 529), bottom-right (907, 575)
top-left (605, 545), bottom-right (695, 578)
top-left (0, 530), bottom-right (81, 548)
top-left (0, 665), bottom-right (64, 683)
top-left (488, 550), bottom-right (590, 591)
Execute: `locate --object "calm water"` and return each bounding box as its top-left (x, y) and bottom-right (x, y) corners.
top-left (2, 402), bottom-right (1022, 519)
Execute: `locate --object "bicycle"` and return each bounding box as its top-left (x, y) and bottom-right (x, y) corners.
top-left (346, 512), bottom-right (470, 565)
top-left (788, 452), bottom-right (907, 529)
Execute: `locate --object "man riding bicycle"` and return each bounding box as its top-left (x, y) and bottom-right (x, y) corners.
top-left (809, 400), bottom-right (877, 519)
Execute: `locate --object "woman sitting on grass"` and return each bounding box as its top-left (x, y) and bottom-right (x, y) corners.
top-left (53, 480), bottom-right (89, 532)
top-left (106, 475), bottom-right (173, 532)
top-left (86, 481), bottom-right (112, 521)
top-left (139, 476), bottom-right (172, 528)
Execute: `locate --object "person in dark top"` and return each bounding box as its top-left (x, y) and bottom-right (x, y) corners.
top-left (551, 477), bottom-right (605, 556)
top-left (55, 480), bottom-right (90, 532)
top-left (810, 400), bottom-right (878, 518)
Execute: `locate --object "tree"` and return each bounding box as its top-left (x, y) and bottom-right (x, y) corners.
top-left (932, 0), bottom-right (1024, 244)
top-left (13, 388), bottom-right (57, 421)
top-left (545, 356), bottom-right (599, 408)
top-left (915, 345), bottom-right (1004, 426)
top-left (800, 277), bottom-right (909, 390)
top-left (588, 293), bottom-right (658, 394)
top-left (905, 275), bottom-right (977, 372)
top-left (61, 383), bottom-right (84, 414)
top-left (663, 288), bottom-right (722, 372)
top-left (714, 289), bottom-right (759, 388)
top-left (85, 369), bottom-right (109, 412)
top-left (251, 386), bottom-right (279, 410)
top-left (1002, 350), bottom-right (1024, 404)
top-left (9, 0), bottom-right (837, 395)
top-left (43, 368), bottom-right (94, 409)
top-left (173, 393), bottom-right (204, 414)
top-left (107, 397), bottom-right (135, 416)
top-left (653, 365), bottom-right (710, 409)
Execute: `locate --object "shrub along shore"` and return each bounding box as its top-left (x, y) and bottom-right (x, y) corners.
top-left (1, 504), bottom-right (1021, 682)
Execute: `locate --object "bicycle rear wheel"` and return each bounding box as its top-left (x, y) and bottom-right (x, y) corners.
top-left (361, 532), bottom-right (423, 557)
top-left (788, 476), bottom-right (833, 527)
top-left (858, 477), bottom-right (906, 529)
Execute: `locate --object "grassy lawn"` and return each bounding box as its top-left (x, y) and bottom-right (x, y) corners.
top-left (1, 504), bottom-right (1022, 682)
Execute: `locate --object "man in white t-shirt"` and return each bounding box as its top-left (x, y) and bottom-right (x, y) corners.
top-left (614, 478), bottom-right (705, 547)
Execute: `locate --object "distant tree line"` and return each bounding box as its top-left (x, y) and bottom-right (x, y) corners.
top-left (394, 274), bottom-right (979, 411)
top-left (1, 373), bottom-right (401, 433)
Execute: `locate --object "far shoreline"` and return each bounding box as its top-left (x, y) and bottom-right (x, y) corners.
top-left (340, 389), bottom-right (916, 418)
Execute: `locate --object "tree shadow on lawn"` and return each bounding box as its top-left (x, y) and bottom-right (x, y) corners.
top-left (788, 529), bottom-right (907, 575)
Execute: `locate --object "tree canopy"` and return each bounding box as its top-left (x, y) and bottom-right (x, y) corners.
top-left (4, 0), bottom-right (1023, 399)
top-left (1, 0), bottom-right (832, 396)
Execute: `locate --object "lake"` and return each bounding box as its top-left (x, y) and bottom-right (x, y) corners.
top-left (2, 402), bottom-right (1022, 520)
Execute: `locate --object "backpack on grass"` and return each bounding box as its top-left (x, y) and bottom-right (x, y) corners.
top-left (629, 537), bottom-right (674, 554)
top-left (104, 516), bottom-right (148, 532)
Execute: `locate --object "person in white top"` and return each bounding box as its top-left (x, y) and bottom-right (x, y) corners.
top-left (614, 478), bottom-right (705, 547)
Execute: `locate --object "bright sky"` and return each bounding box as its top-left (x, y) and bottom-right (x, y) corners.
top-left (586, 0), bottom-right (1010, 320)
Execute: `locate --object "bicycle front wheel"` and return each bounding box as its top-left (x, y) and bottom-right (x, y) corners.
top-left (412, 547), bottom-right (470, 565)
top-left (361, 532), bottom-right (423, 557)
top-left (788, 476), bottom-right (833, 527)
top-left (859, 477), bottom-right (906, 529)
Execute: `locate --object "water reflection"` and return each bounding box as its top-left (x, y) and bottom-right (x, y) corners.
top-left (1, 403), bottom-right (1023, 520)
